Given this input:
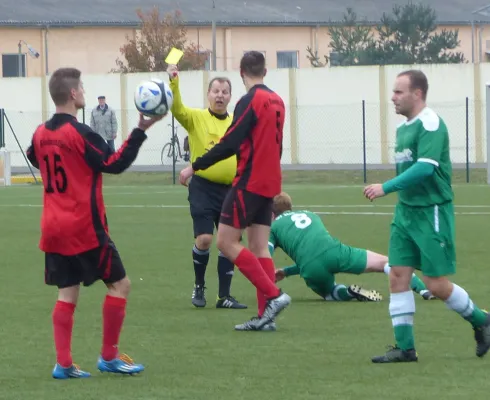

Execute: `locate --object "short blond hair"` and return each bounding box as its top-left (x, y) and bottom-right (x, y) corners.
top-left (273, 192), bottom-right (293, 216)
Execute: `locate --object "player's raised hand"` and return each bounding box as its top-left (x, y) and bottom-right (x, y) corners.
top-left (275, 269), bottom-right (286, 282)
top-left (137, 113), bottom-right (165, 131)
top-left (179, 165), bottom-right (194, 186)
top-left (167, 64), bottom-right (179, 79)
top-left (363, 183), bottom-right (385, 201)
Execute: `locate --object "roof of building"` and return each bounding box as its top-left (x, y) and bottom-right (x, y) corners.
top-left (1, 0), bottom-right (490, 27)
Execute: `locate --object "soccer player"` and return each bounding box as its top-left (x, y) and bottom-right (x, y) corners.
top-left (235, 192), bottom-right (435, 331)
top-left (179, 51), bottom-right (291, 330)
top-left (167, 64), bottom-right (246, 310)
top-left (364, 69), bottom-right (490, 363)
top-left (26, 67), bottom-right (165, 379)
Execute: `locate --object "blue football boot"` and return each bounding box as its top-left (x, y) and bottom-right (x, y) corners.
top-left (97, 353), bottom-right (144, 375)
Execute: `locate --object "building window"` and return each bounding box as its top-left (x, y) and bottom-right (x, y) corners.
top-left (2, 54), bottom-right (26, 77)
top-left (276, 51), bottom-right (298, 68)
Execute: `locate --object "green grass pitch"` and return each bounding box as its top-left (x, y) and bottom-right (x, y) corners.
top-left (1, 169), bottom-right (489, 400)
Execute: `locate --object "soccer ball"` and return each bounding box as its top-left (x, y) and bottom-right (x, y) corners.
top-left (134, 79), bottom-right (173, 117)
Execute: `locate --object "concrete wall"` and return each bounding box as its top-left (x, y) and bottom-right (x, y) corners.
top-left (0, 63), bottom-right (488, 168)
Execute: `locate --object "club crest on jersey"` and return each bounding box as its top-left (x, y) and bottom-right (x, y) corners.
top-left (205, 140), bottom-right (216, 152)
top-left (394, 148), bottom-right (413, 163)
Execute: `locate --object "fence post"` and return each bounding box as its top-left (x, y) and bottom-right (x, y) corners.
top-left (486, 84), bottom-right (490, 185)
top-left (172, 115), bottom-right (176, 184)
top-left (0, 108), bottom-right (5, 148)
top-left (362, 100), bottom-right (367, 183)
top-left (465, 97), bottom-right (469, 183)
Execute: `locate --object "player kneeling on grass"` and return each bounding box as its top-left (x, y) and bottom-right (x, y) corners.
top-left (26, 67), bottom-right (165, 379)
top-left (234, 192), bottom-right (436, 332)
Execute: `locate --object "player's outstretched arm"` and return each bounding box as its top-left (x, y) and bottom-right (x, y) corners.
top-left (192, 94), bottom-right (256, 172)
top-left (364, 162), bottom-right (435, 200)
top-left (382, 161), bottom-right (435, 194)
top-left (78, 114), bottom-right (163, 174)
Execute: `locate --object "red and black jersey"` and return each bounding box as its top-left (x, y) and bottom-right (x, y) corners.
top-left (191, 84), bottom-right (285, 198)
top-left (26, 113), bottom-right (147, 256)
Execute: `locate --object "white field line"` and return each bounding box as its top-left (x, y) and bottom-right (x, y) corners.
top-left (0, 203), bottom-right (490, 216)
top-left (0, 191), bottom-right (174, 199)
top-left (316, 211), bottom-right (490, 216)
top-left (2, 183), bottom-right (489, 191)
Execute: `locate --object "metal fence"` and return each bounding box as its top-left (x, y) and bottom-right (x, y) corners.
top-left (0, 97), bottom-right (484, 184)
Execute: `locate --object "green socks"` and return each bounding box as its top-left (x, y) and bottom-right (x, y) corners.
top-left (410, 274), bottom-right (427, 294)
top-left (334, 285), bottom-right (354, 301)
top-left (445, 283), bottom-right (488, 328)
top-left (390, 291), bottom-right (416, 350)
top-left (323, 284), bottom-right (354, 301)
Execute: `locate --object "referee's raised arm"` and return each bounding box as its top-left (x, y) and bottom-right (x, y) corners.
top-left (166, 64), bottom-right (247, 311)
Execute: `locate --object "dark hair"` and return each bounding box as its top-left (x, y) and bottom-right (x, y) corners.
top-left (208, 77), bottom-right (232, 93)
top-left (240, 51), bottom-right (266, 78)
top-left (49, 67), bottom-right (82, 106)
top-left (398, 69), bottom-right (429, 100)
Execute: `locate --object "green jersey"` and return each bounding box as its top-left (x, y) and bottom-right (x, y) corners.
top-left (394, 107), bottom-right (453, 207)
top-left (268, 210), bottom-right (339, 268)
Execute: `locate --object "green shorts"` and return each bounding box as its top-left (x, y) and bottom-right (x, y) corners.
top-left (301, 244), bottom-right (368, 297)
top-left (388, 202), bottom-right (456, 277)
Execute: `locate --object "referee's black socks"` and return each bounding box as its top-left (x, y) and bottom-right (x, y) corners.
top-left (192, 245), bottom-right (210, 286)
top-left (217, 252), bottom-right (234, 298)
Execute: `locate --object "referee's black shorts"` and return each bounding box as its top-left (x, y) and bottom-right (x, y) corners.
top-left (188, 175), bottom-right (231, 238)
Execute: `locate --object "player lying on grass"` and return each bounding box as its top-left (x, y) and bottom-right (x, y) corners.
top-left (234, 192), bottom-right (435, 332)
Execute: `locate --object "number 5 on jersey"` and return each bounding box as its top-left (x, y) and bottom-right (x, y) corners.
top-left (291, 213), bottom-right (312, 229)
top-left (43, 154), bottom-right (68, 193)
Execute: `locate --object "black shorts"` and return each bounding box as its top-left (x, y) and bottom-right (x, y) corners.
top-left (44, 239), bottom-right (126, 289)
top-left (220, 187), bottom-right (273, 229)
top-left (188, 175), bottom-right (231, 237)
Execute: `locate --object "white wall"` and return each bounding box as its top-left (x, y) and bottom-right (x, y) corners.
top-left (0, 64), bottom-right (488, 168)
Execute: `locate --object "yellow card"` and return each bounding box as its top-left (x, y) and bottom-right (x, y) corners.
top-left (165, 48), bottom-right (184, 65)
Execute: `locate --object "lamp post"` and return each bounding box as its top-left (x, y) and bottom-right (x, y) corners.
top-left (17, 40), bottom-right (40, 77)
top-left (471, 4), bottom-right (490, 63)
top-left (211, 0), bottom-right (217, 71)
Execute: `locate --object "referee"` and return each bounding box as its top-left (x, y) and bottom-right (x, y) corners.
top-left (167, 64), bottom-right (247, 310)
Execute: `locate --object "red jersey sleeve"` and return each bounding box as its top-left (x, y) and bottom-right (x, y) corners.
top-left (26, 138), bottom-right (39, 169)
top-left (72, 122), bottom-right (147, 174)
top-left (191, 93), bottom-right (257, 171)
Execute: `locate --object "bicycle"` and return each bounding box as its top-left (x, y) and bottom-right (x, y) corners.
top-left (161, 123), bottom-right (190, 165)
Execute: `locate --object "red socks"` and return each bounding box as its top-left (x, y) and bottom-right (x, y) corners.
top-left (257, 258), bottom-right (277, 317)
top-left (52, 300), bottom-right (76, 368)
top-left (101, 295), bottom-right (127, 361)
top-left (52, 296), bottom-right (127, 366)
top-left (235, 248), bottom-right (280, 300)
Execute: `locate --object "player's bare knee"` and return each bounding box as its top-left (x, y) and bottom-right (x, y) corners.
top-left (107, 277), bottom-right (131, 298)
top-left (196, 234), bottom-right (213, 250)
top-left (249, 245), bottom-right (269, 258)
top-left (389, 266), bottom-right (412, 292)
top-left (423, 276), bottom-right (452, 300)
top-left (246, 225), bottom-right (271, 257)
top-left (216, 233), bottom-right (231, 255)
top-left (247, 239), bottom-right (267, 258)
top-left (58, 285), bottom-right (80, 305)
